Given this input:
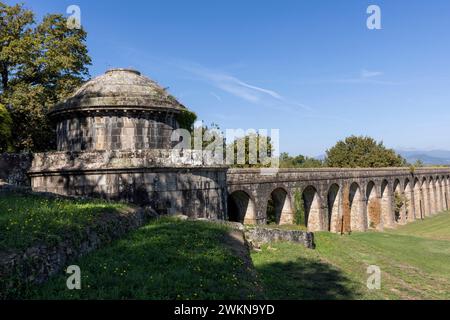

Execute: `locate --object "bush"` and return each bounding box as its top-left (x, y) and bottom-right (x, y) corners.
top-left (0, 104), bottom-right (13, 152)
top-left (293, 189), bottom-right (305, 226)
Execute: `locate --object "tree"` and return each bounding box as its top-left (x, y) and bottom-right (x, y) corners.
top-left (227, 133), bottom-right (274, 168)
top-left (279, 152), bottom-right (323, 168)
top-left (325, 135), bottom-right (406, 168)
top-left (0, 2), bottom-right (91, 151)
top-left (0, 103), bottom-right (12, 151)
top-left (412, 159), bottom-right (424, 167)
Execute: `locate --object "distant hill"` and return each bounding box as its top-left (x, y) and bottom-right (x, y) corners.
top-left (397, 150), bottom-right (450, 166)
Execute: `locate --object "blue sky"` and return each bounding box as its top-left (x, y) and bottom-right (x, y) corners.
top-left (9, 0), bottom-right (450, 156)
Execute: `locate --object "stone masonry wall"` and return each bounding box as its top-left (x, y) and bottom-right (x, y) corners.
top-left (244, 226), bottom-right (315, 249)
top-left (56, 113), bottom-right (177, 151)
top-left (29, 150), bottom-right (228, 219)
top-left (0, 153), bottom-right (33, 186)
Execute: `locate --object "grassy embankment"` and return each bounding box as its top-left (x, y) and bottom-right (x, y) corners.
top-left (0, 191), bottom-right (127, 251)
top-left (28, 218), bottom-right (262, 299)
top-left (2, 191), bottom-right (449, 299)
top-left (1, 192), bottom-right (262, 299)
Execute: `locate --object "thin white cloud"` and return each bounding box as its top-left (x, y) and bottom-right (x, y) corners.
top-left (334, 78), bottom-right (403, 85)
top-left (210, 92), bottom-right (222, 101)
top-left (297, 69), bottom-right (403, 86)
top-left (233, 79), bottom-right (283, 100)
top-left (361, 69), bottom-right (383, 78)
top-left (187, 66), bottom-right (278, 102)
top-left (181, 64), bottom-right (311, 110)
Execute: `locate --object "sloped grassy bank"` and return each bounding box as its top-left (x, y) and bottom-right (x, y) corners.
top-left (0, 190), bottom-right (147, 299)
top-left (28, 218), bottom-right (263, 299)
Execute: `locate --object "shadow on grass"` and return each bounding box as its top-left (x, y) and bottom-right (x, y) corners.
top-left (255, 258), bottom-right (358, 300)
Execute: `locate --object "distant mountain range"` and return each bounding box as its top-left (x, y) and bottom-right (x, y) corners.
top-left (396, 150), bottom-right (450, 166)
top-left (314, 150), bottom-right (450, 166)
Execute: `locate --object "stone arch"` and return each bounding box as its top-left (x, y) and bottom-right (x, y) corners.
top-left (366, 181), bottom-right (380, 229)
top-left (303, 185), bottom-right (322, 232)
top-left (227, 190), bottom-right (256, 224)
top-left (380, 179), bottom-right (393, 227)
top-left (349, 182), bottom-right (365, 231)
top-left (393, 179), bottom-right (403, 223)
top-left (404, 179), bottom-right (413, 222)
top-left (421, 177), bottom-right (430, 217)
top-left (327, 184), bottom-right (341, 232)
top-left (266, 187), bottom-right (293, 225)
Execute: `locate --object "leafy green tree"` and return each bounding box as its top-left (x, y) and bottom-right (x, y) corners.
top-left (412, 159), bottom-right (424, 167)
top-left (0, 103), bottom-right (12, 151)
top-left (0, 2), bottom-right (91, 151)
top-left (325, 135), bottom-right (406, 168)
top-left (293, 189), bottom-right (305, 226)
top-left (227, 133), bottom-right (274, 168)
top-left (279, 152), bottom-right (323, 168)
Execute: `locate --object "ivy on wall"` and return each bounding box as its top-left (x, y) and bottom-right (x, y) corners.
top-left (293, 189), bottom-right (305, 226)
top-left (394, 191), bottom-right (408, 222)
top-left (176, 109), bottom-right (197, 132)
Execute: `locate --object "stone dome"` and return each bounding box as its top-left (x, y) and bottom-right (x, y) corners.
top-left (50, 68), bottom-right (185, 152)
top-left (50, 68), bottom-right (185, 117)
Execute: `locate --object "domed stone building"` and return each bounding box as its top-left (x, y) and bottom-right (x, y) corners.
top-left (29, 69), bottom-right (227, 219)
top-left (50, 68), bottom-right (183, 152)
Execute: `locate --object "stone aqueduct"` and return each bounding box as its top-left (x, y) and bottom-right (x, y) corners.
top-left (20, 68), bottom-right (450, 233)
top-left (227, 168), bottom-right (450, 232)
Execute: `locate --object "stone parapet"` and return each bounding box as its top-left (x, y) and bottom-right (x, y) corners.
top-left (29, 149), bottom-right (227, 173)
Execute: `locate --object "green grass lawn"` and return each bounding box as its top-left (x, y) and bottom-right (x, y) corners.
top-left (251, 212), bottom-right (450, 300)
top-left (28, 218), bottom-right (263, 300)
top-left (0, 191), bottom-right (128, 251)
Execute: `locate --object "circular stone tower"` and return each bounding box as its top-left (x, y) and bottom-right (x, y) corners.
top-left (50, 68), bottom-right (183, 151)
top-left (29, 69), bottom-right (227, 219)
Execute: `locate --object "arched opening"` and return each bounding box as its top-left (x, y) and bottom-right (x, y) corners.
top-left (227, 190), bottom-right (255, 224)
top-left (393, 179), bottom-right (403, 223)
top-left (404, 179), bottom-right (413, 222)
top-left (303, 186), bottom-right (321, 231)
top-left (327, 184), bottom-right (341, 232)
top-left (380, 180), bottom-right (392, 227)
top-left (266, 188), bottom-right (293, 225)
top-left (366, 181), bottom-right (380, 229)
top-left (413, 178), bottom-right (421, 220)
top-left (349, 182), bottom-right (364, 231)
